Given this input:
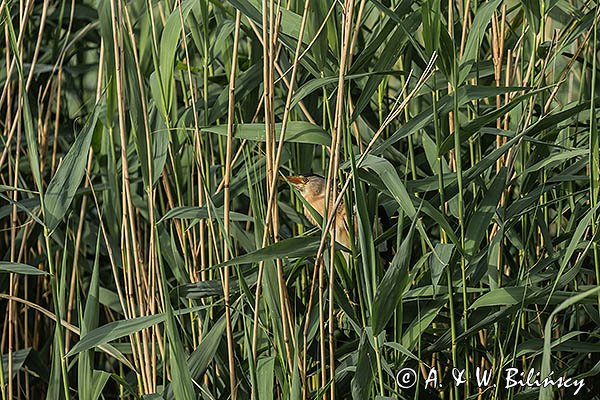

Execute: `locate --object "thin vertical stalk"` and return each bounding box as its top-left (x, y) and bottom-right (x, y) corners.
top-left (250, 0), bottom-right (313, 382)
top-left (589, 6), bottom-right (600, 313)
top-left (251, 0), bottom-right (274, 366)
top-left (109, 0), bottom-right (152, 391)
top-left (321, 0), bottom-right (356, 396)
top-left (223, 10), bottom-right (242, 400)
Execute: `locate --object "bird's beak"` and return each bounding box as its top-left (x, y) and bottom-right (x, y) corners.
top-left (285, 175), bottom-right (307, 186)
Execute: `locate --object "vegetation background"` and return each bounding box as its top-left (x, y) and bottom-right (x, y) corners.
top-left (1, 0), bottom-right (600, 398)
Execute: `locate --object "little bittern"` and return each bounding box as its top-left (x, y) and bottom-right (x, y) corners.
top-left (286, 174), bottom-right (352, 249)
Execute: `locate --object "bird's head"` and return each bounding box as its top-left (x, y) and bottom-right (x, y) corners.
top-left (285, 174), bottom-right (325, 198)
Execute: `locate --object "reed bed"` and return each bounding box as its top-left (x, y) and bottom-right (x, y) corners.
top-left (1, 0), bottom-right (600, 398)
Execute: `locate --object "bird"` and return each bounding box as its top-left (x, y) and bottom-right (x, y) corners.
top-left (285, 174), bottom-right (394, 262)
top-left (285, 174), bottom-right (352, 250)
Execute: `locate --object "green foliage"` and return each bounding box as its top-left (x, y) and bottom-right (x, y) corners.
top-left (1, 0), bottom-right (600, 398)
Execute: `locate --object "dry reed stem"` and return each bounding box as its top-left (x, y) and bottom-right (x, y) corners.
top-left (250, 0), bottom-right (313, 378)
top-left (223, 9), bottom-right (242, 400)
